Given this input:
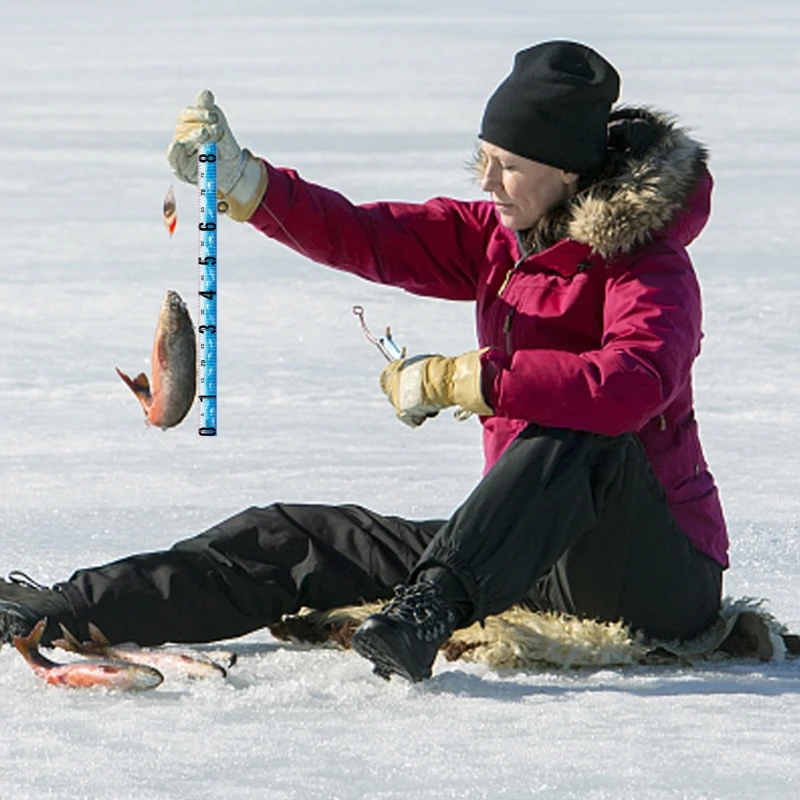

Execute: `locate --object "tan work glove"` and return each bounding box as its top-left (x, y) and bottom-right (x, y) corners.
top-left (380, 350), bottom-right (493, 428)
top-left (167, 90), bottom-right (268, 221)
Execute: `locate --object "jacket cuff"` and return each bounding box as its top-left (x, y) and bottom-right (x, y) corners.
top-left (479, 348), bottom-right (511, 412)
top-left (222, 151), bottom-right (268, 222)
top-left (451, 349), bottom-right (494, 415)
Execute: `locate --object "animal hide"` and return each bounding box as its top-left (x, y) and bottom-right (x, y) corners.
top-left (269, 597), bottom-right (793, 671)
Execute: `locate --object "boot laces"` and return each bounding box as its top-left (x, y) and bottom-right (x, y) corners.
top-left (382, 582), bottom-right (456, 643)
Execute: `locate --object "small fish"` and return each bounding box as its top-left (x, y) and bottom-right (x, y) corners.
top-left (12, 619), bottom-right (163, 691)
top-left (54, 623), bottom-right (229, 679)
top-left (163, 186), bottom-right (177, 237)
top-left (116, 290), bottom-right (196, 430)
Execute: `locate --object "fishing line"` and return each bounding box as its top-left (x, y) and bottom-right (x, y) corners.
top-left (255, 193), bottom-right (313, 261)
top-left (255, 194), bottom-right (406, 364)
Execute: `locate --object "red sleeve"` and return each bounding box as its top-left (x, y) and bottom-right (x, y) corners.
top-left (247, 162), bottom-right (493, 301)
top-left (482, 243), bottom-right (702, 435)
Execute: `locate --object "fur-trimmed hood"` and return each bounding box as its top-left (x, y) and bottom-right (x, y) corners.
top-left (518, 107), bottom-right (709, 259)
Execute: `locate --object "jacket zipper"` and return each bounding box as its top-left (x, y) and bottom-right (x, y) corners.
top-left (498, 251), bottom-right (528, 355)
top-left (497, 268), bottom-right (513, 296)
top-left (498, 253), bottom-right (528, 298)
top-left (503, 308), bottom-right (516, 355)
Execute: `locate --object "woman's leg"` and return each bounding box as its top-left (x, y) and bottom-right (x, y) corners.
top-left (522, 491), bottom-right (722, 642)
top-left (417, 425), bottom-right (721, 639)
top-left (353, 425), bottom-right (724, 682)
top-left (37, 504), bottom-right (442, 645)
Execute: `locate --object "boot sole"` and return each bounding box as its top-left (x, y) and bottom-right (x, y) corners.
top-left (351, 618), bottom-right (432, 683)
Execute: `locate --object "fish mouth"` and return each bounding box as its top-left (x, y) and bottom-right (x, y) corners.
top-left (163, 290), bottom-right (187, 313)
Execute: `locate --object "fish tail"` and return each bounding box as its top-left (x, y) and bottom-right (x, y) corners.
top-left (13, 618), bottom-right (59, 670)
top-left (12, 617), bottom-right (45, 656)
top-left (115, 368), bottom-right (152, 401)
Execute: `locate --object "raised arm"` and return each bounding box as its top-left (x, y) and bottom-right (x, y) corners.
top-left (167, 90), bottom-right (491, 301)
top-left (248, 164), bottom-right (491, 300)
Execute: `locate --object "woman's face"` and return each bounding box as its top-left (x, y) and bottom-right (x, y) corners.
top-left (479, 142), bottom-right (579, 230)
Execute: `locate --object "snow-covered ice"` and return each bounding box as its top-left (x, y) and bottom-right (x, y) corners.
top-left (3, 1), bottom-right (800, 797)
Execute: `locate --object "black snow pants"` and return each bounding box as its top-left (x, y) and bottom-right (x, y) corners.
top-left (56, 426), bottom-right (723, 646)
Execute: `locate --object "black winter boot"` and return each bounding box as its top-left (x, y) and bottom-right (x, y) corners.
top-left (0, 572), bottom-right (75, 646)
top-left (351, 582), bottom-right (458, 682)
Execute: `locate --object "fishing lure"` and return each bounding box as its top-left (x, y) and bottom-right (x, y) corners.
top-left (352, 305), bottom-right (404, 361)
top-left (163, 185), bottom-right (178, 237)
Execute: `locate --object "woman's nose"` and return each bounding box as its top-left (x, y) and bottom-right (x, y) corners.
top-left (480, 164), bottom-right (499, 193)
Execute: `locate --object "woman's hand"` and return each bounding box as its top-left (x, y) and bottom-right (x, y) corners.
top-left (380, 350), bottom-right (492, 428)
top-left (167, 90), bottom-right (267, 221)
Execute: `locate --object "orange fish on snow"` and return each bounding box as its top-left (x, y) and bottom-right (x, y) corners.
top-left (116, 290), bottom-right (196, 430)
top-left (54, 623), bottom-right (230, 680)
top-left (12, 619), bottom-right (164, 691)
top-left (163, 185), bottom-right (177, 237)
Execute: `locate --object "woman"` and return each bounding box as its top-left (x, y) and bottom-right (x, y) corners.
top-left (0, 41), bottom-right (727, 683)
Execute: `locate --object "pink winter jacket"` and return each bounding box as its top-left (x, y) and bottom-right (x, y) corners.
top-left (248, 108), bottom-right (729, 568)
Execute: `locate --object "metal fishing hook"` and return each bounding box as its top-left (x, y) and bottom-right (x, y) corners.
top-left (352, 305), bottom-right (404, 361)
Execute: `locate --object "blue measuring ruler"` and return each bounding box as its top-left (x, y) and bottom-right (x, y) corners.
top-left (197, 142), bottom-right (218, 436)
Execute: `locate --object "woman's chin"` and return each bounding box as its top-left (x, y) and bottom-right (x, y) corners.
top-left (494, 206), bottom-right (532, 231)
top-left (498, 213), bottom-right (524, 231)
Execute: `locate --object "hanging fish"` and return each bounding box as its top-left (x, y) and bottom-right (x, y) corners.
top-left (12, 619), bottom-right (164, 691)
top-left (116, 290), bottom-right (196, 430)
top-left (163, 185), bottom-right (177, 237)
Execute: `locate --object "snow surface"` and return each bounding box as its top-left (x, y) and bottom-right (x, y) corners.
top-left (3, 1), bottom-right (800, 797)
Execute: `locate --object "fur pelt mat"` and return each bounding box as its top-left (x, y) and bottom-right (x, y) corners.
top-left (269, 597), bottom-right (800, 671)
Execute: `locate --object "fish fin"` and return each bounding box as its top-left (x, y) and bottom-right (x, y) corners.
top-left (205, 649), bottom-right (238, 669)
top-left (88, 622), bottom-right (112, 647)
top-left (52, 623), bottom-right (83, 653)
top-left (155, 331), bottom-right (170, 372)
top-left (116, 368), bottom-right (153, 417)
top-left (116, 367), bottom-right (151, 398)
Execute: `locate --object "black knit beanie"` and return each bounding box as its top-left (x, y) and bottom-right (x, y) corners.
top-left (479, 41), bottom-right (621, 173)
